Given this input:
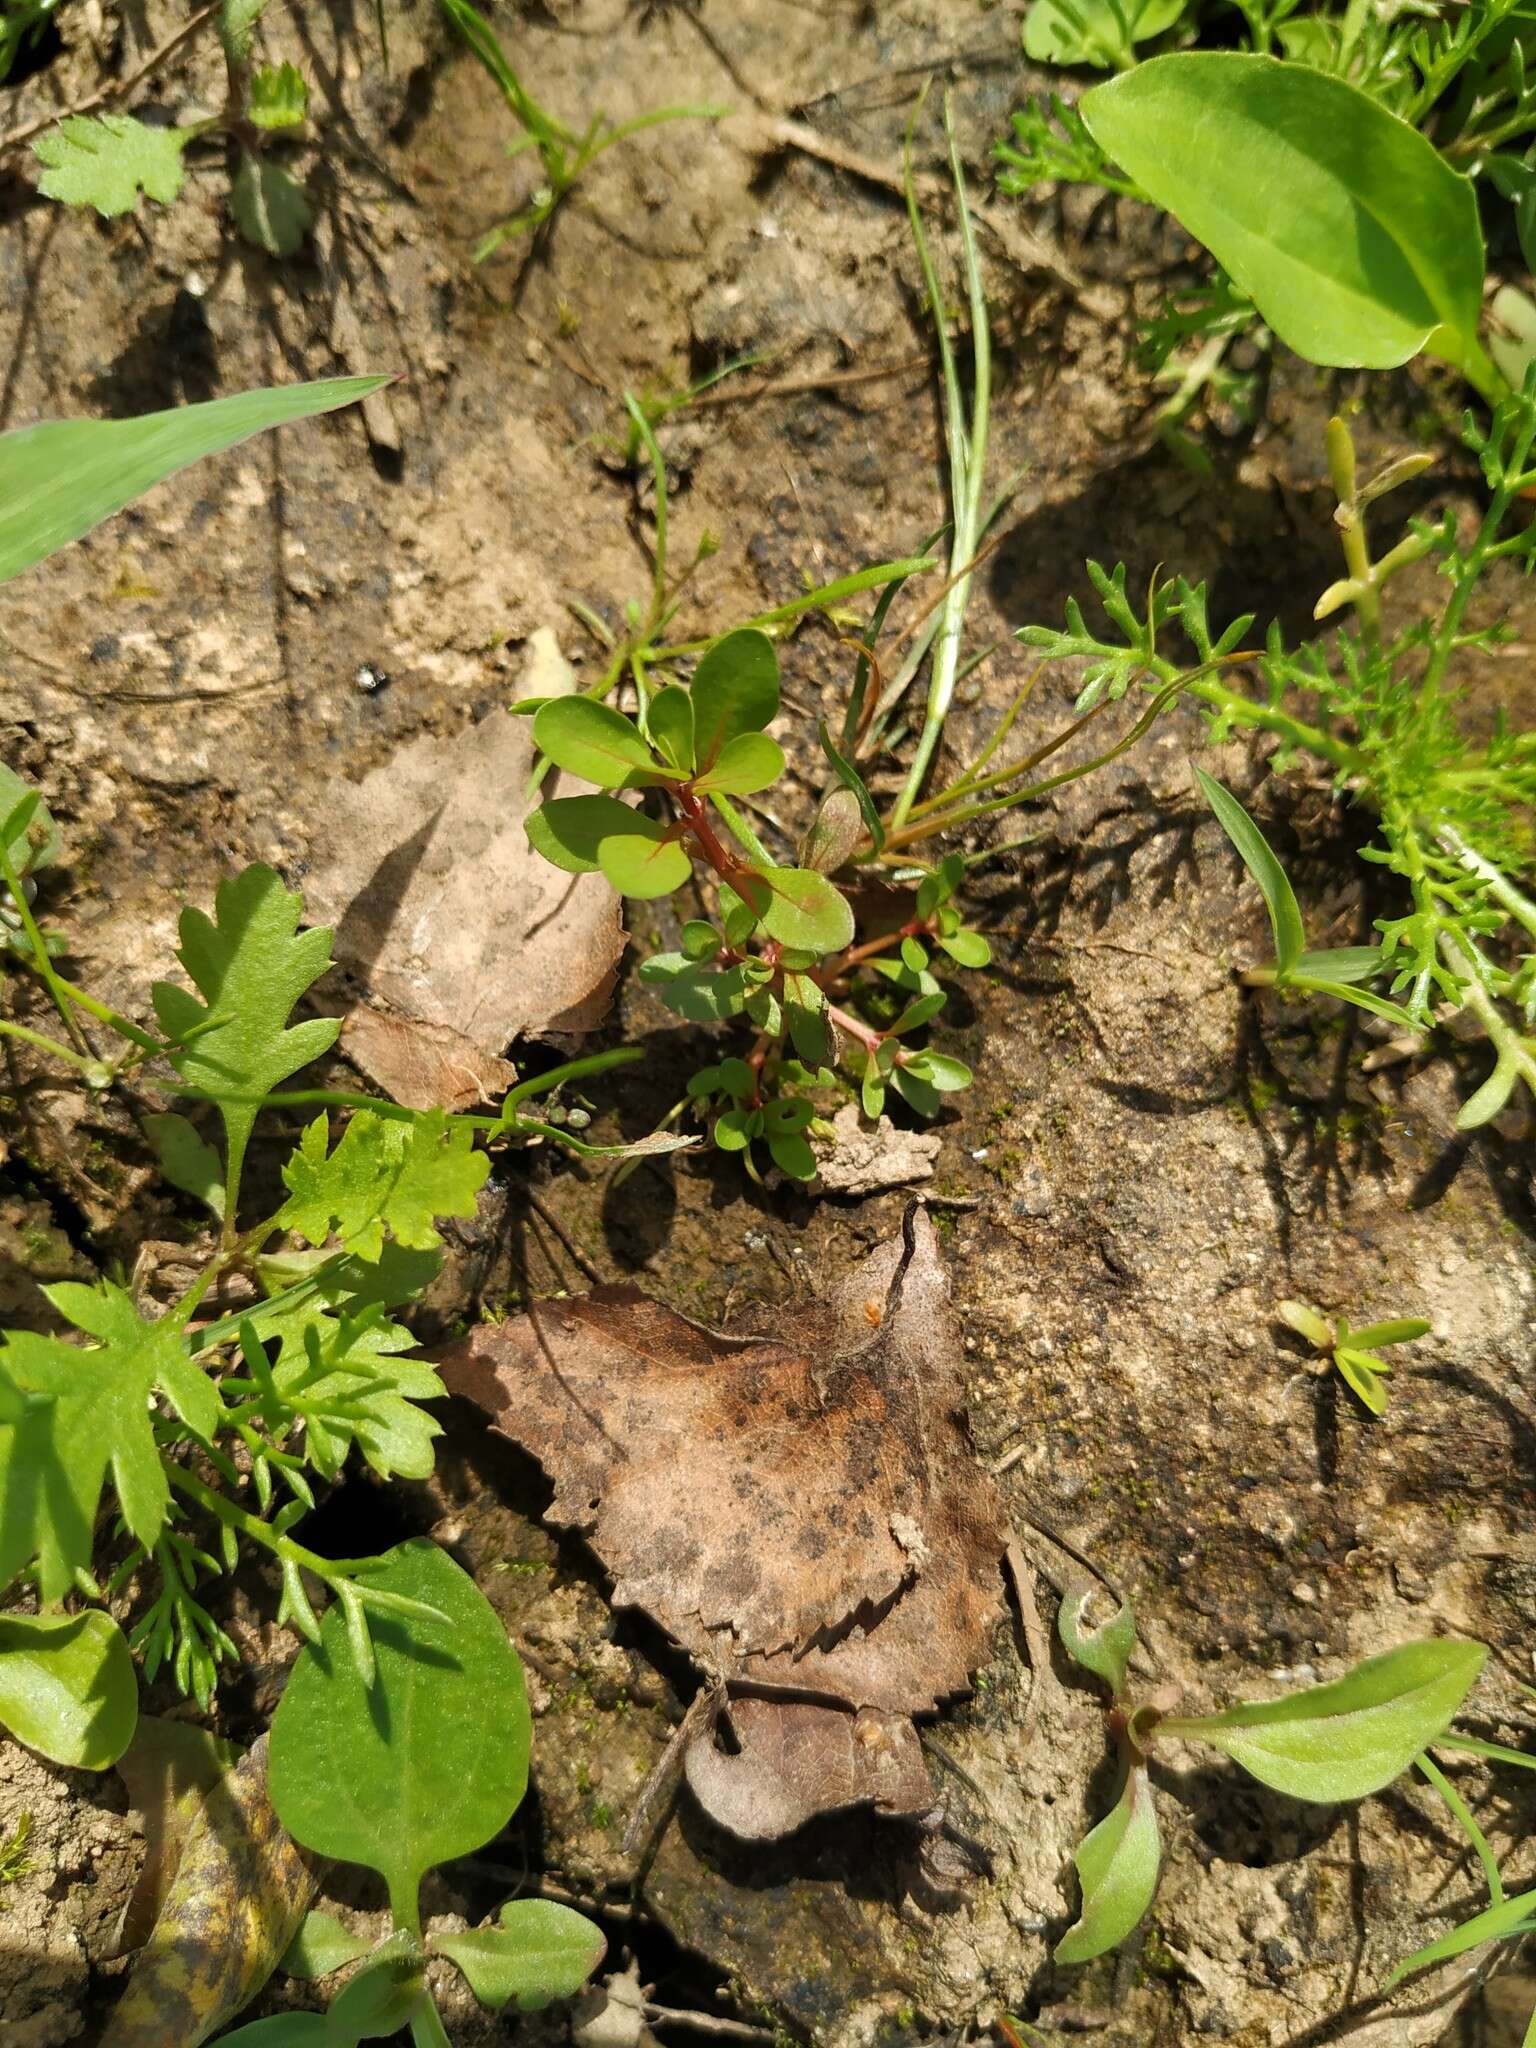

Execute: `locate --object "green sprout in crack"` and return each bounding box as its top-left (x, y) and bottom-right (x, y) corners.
top-left (1276, 1299), bottom-right (1431, 1418)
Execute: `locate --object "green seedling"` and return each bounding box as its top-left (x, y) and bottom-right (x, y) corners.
top-left (209, 1542), bottom-right (604, 2043)
top-left (1275, 1299), bottom-right (1431, 1417)
top-left (438, 0), bottom-right (725, 261)
top-left (528, 92), bottom-right (1203, 1181)
top-left (0, 1812), bottom-right (32, 1885)
top-left (1025, 399), bottom-right (1536, 1127)
top-left (32, 0), bottom-right (319, 254)
top-left (1054, 1589), bottom-right (1484, 1962)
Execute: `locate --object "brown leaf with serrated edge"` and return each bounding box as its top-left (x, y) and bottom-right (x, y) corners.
top-left (439, 1207), bottom-right (1005, 1837)
top-left (100, 1734), bottom-right (317, 2048)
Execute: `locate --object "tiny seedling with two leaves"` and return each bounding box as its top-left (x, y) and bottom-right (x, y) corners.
top-left (1052, 1588), bottom-right (1485, 1964)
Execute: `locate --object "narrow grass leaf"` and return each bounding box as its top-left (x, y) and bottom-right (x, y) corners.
top-left (1194, 767), bottom-right (1304, 976)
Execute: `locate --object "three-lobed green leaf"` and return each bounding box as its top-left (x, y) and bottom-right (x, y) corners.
top-left (278, 1109), bottom-right (489, 1261)
top-left (269, 1541), bottom-right (531, 1926)
top-left (34, 113), bottom-right (187, 217)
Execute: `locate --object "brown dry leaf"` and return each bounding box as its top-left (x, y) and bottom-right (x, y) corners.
top-left (303, 638), bottom-right (623, 1109)
top-left (438, 1207), bottom-right (1006, 1838)
top-left (339, 1005), bottom-right (516, 1113)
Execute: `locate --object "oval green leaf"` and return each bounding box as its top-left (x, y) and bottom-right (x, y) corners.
top-left (1056, 1762), bottom-right (1161, 1963)
top-left (1335, 1349), bottom-right (1389, 1416)
top-left (268, 1540), bottom-right (530, 1923)
top-left (597, 827), bottom-right (692, 899)
top-left (433, 1898), bottom-right (606, 2012)
top-left (525, 794), bottom-right (642, 875)
top-left (0, 1609), bottom-right (138, 1768)
top-left (1081, 54), bottom-right (1486, 372)
top-left (938, 928), bottom-right (991, 969)
top-left (752, 867), bottom-right (855, 953)
top-left (692, 732), bottom-right (786, 796)
top-left (1165, 1639), bottom-right (1486, 1802)
top-left (532, 699), bottom-right (667, 790)
top-left (690, 628), bottom-right (779, 769)
top-left (279, 1907), bottom-right (373, 1980)
top-left (646, 685), bottom-right (695, 774)
top-left (0, 379), bottom-right (391, 587)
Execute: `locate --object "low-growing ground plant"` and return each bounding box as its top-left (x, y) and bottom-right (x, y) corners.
top-left (438, 0), bottom-right (725, 261)
top-left (1275, 1298), bottom-right (1432, 1416)
top-left (1054, 1588), bottom-right (1485, 1963)
top-left (1027, 399), bottom-right (1536, 1127)
top-left (522, 98), bottom-right (1197, 1179)
top-left (32, 0), bottom-right (319, 254)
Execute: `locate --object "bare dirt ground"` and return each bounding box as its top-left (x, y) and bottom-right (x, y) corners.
top-left (0, 3), bottom-right (1534, 2044)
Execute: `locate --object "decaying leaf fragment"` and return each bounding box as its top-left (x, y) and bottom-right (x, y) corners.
top-left (304, 658), bottom-right (624, 1109)
top-left (439, 1208), bottom-right (1006, 1840)
top-left (101, 1734), bottom-right (317, 2048)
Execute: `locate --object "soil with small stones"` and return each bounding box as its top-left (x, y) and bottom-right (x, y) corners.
top-left (0, 3), bottom-right (1534, 2045)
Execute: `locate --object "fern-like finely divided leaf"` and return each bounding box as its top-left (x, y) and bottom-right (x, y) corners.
top-left (0, 1282), bottom-right (219, 1600)
top-left (33, 115), bottom-right (188, 217)
top-left (277, 1109), bottom-right (490, 1259)
top-left (152, 865), bottom-right (339, 1216)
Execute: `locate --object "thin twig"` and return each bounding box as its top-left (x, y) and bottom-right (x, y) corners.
top-left (0, 4), bottom-right (221, 155)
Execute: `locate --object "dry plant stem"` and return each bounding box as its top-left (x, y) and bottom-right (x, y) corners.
top-left (0, 3), bottom-right (221, 153)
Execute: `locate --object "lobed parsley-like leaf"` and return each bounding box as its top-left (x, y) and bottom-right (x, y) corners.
top-left (248, 1292), bottom-right (445, 1482)
top-left (34, 115), bottom-right (188, 218)
top-left (277, 1109), bottom-right (489, 1260)
top-left (0, 1281), bottom-right (220, 1600)
top-left (249, 61), bottom-right (309, 130)
top-left (152, 865), bottom-right (339, 1216)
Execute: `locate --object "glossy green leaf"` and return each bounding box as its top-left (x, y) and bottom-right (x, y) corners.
top-left (597, 825), bottom-right (692, 899)
top-left (525, 794), bottom-right (640, 875)
top-left (1276, 1299), bottom-right (1333, 1350)
top-left (1081, 55), bottom-right (1486, 374)
top-left (938, 928), bottom-right (991, 969)
top-left (433, 1898), bottom-right (606, 2011)
top-left (638, 954), bottom-right (752, 1021)
top-left (213, 2018), bottom-right (332, 2045)
top-left (1291, 946), bottom-right (1385, 986)
top-left (0, 379), bottom-right (390, 587)
top-left (142, 1111), bottom-right (227, 1220)
top-left (269, 1541), bottom-right (530, 1923)
top-left (324, 1939), bottom-right (425, 2038)
top-left (915, 1053), bottom-right (972, 1092)
top-left (745, 867), bottom-right (855, 953)
top-left (1194, 767), bottom-right (1304, 976)
top-left (690, 628), bottom-right (779, 768)
top-left (532, 699), bottom-right (667, 789)
top-left (680, 920), bottom-right (720, 961)
top-left (1388, 1883), bottom-right (1536, 1987)
top-left (1024, 0), bottom-right (1185, 71)
top-left (713, 1108), bottom-right (755, 1152)
top-left (890, 992), bottom-right (946, 1036)
top-left (0, 765), bottom-right (60, 873)
top-left (692, 732), bottom-right (785, 796)
top-left (645, 686), bottom-right (695, 773)
top-left (1164, 1640), bottom-right (1486, 1801)
top-left (0, 1610), bottom-right (137, 1767)
top-left (768, 1132), bottom-right (818, 1180)
top-left (1055, 1761), bottom-right (1161, 1963)
top-left (890, 1063), bottom-right (940, 1118)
